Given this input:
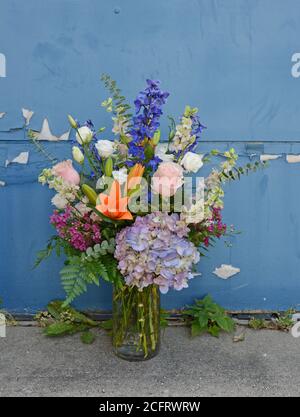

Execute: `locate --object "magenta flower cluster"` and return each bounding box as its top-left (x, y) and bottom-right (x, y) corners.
top-left (204, 207), bottom-right (227, 247)
top-left (115, 212), bottom-right (200, 294)
top-left (50, 207), bottom-right (101, 251)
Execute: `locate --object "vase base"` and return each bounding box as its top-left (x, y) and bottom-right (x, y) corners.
top-left (114, 345), bottom-right (159, 361)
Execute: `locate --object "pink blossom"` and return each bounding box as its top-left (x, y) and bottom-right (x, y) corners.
top-left (152, 162), bottom-right (183, 197)
top-left (52, 160), bottom-right (80, 185)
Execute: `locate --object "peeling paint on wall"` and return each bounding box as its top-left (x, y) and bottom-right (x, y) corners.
top-left (260, 154), bottom-right (281, 162)
top-left (0, 112), bottom-right (6, 119)
top-left (286, 154), bottom-right (300, 163)
top-left (0, 53), bottom-right (6, 78)
top-left (213, 264), bottom-right (240, 279)
top-left (0, 180), bottom-right (5, 186)
top-left (22, 108), bottom-right (34, 126)
top-left (5, 151), bottom-right (29, 167)
top-left (31, 118), bottom-right (69, 141)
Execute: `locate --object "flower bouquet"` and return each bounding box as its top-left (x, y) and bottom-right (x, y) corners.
top-left (36, 75), bottom-right (264, 360)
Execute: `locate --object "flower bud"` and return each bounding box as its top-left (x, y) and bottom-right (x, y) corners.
top-left (81, 184), bottom-right (97, 206)
top-left (68, 114), bottom-right (77, 129)
top-left (104, 157), bottom-right (113, 177)
top-left (72, 146), bottom-right (84, 164)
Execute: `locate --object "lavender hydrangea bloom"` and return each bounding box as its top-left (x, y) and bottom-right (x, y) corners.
top-left (115, 212), bottom-right (200, 293)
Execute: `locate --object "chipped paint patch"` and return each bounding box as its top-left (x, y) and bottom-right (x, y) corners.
top-left (0, 53), bottom-right (6, 78)
top-left (0, 112), bottom-right (6, 119)
top-left (286, 154), bottom-right (300, 163)
top-left (5, 151), bottom-right (29, 167)
top-left (22, 108), bottom-right (34, 126)
top-left (31, 118), bottom-right (69, 141)
top-left (0, 180), bottom-right (5, 186)
top-left (260, 154), bottom-right (281, 162)
top-left (213, 264), bottom-right (240, 279)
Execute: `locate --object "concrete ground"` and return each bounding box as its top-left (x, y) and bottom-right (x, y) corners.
top-left (0, 325), bottom-right (299, 397)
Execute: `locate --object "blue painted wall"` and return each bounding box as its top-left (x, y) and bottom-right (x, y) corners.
top-left (1, 0), bottom-right (300, 312)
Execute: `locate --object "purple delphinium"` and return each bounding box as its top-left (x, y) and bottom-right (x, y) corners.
top-left (114, 212), bottom-right (200, 293)
top-left (186, 114), bottom-right (206, 154)
top-left (128, 80), bottom-right (169, 170)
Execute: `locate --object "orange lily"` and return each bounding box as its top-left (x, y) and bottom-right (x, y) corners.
top-left (127, 163), bottom-right (145, 191)
top-left (96, 180), bottom-right (133, 221)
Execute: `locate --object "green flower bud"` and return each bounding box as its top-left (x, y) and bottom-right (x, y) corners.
top-left (152, 130), bottom-right (161, 145)
top-left (81, 184), bottom-right (97, 206)
top-left (104, 157), bottom-right (113, 177)
top-left (67, 115), bottom-right (77, 129)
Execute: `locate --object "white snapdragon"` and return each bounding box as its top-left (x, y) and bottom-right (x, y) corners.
top-left (169, 115), bottom-right (195, 153)
top-left (76, 126), bottom-right (93, 144)
top-left (112, 116), bottom-right (129, 136)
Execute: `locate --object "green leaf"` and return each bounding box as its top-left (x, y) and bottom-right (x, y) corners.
top-left (208, 324), bottom-right (221, 337)
top-left (44, 322), bottom-right (89, 337)
top-left (99, 319), bottom-right (113, 331)
top-left (191, 322), bottom-right (207, 337)
top-left (144, 144), bottom-right (154, 161)
top-left (197, 312), bottom-right (209, 328)
top-left (80, 331), bottom-right (96, 344)
top-left (215, 315), bottom-right (235, 333)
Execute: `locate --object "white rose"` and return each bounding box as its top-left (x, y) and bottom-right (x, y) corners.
top-left (72, 146), bottom-right (84, 164)
top-left (155, 143), bottom-right (174, 162)
top-left (51, 193), bottom-right (68, 209)
top-left (76, 126), bottom-right (93, 144)
top-left (181, 152), bottom-right (204, 173)
top-left (112, 167), bottom-right (128, 185)
top-left (95, 140), bottom-right (115, 158)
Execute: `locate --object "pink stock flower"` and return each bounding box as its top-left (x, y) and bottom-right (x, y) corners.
top-left (52, 160), bottom-right (80, 185)
top-left (152, 162), bottom-right (183, 197)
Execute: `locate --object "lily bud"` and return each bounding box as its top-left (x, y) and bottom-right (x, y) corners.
top-left (68, 114), bottom-right (77, 129)
top-left (81, 184), bottom-right (97, 206)
top-left (104, 157), bottom-right (113, 177)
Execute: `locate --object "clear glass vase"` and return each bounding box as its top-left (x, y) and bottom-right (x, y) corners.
top-left (112, 284), bottom-right (160, 361)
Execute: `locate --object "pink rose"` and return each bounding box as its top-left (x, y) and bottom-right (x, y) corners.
top-left (152, 162), bottom-right (183, 197)
top-left (52, 160), bottom-right (80, 185)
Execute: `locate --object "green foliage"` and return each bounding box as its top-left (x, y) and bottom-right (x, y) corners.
top-left (37, 300), bottom-right (98, 342)
top-left (183, 295), bottom-right (235, 337)
top-left (248, 318), bottom-right (268, 330)
top-left (85, 239), bottom-right (115, 258)
top-left (249, 309), bottom-right (296, 331)
top-left (60, 251), bottom-right (123, 306)
top-left (99, 318), bottom-right (113, 331)
top-left (44, 321), bottom-right (89, 337)
top-left (34, 236), bottom-right (78, 269)
top-left (80, 331), bottom-right (96, 344)
top-left (61, 256), bottom-right (105, 306)
top-left (220, 161), bottom-right (268, 183)
top-left (101, 73), bottom-right (132, 128)
top-left (275, 309), bottom-right (295, 331)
